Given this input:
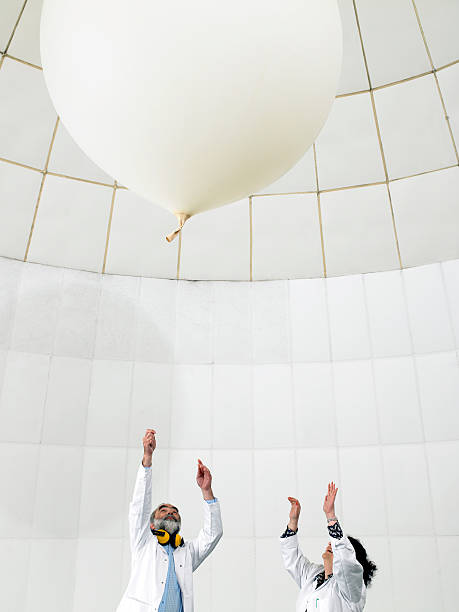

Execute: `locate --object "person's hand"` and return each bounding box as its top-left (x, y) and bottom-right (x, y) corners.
top-left (287, 497), bottom-right (301, 531)
top-left (142, 429), bottom-right (156, 467)
top-left (196, 459), bottom-right (214, 500)
top-left (322, 542), bottom-right (333, 578)
top-left (323, 482), bottom-right (338, 520)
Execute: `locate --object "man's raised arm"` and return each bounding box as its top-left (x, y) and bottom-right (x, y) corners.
top-left (189, 459), bottom-right (223, 570)
top-left (129, 428), bottom-right (156, 553)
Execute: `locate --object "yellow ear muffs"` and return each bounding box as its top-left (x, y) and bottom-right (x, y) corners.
top-left (152, 529), bottom-right (184, 548)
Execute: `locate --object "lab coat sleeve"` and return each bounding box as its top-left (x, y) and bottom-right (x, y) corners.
top-left (189, 499), bottom-right (223, 571)
top-left (331, 528), bottom-right (364, 603)
top-left (280, 533), bottom-right (321, 588)
top-left (128, 463), bottom-right (153, 555)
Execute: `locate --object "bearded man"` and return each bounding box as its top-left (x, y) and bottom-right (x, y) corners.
top-left (116, 429), bottom-right (223, 612)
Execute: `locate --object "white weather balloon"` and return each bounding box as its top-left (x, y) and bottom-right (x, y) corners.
top-left (41, 0), bottom-right (342, 239)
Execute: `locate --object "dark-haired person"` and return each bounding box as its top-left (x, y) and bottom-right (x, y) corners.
top-left (116, 429), bottom-right (223, 612)
top-left (280, 483), bottom-right (376, 611)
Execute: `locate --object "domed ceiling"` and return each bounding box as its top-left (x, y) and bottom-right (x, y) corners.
top-left (0, 0), bottom-right (458, 280)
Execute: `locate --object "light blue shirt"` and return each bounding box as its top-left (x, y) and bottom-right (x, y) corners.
top-left (158, 543), bottom-right (183, 612)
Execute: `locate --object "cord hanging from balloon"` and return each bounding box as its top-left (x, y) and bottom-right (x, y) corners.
top-left (166, 213), bottom-right (191, 242)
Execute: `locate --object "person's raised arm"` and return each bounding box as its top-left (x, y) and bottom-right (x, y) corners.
top-left (129, 429), bottom-right (156, 553)
top-left (280, 497), bottom-right (320, 587)
top-left (189, 459), bottom-right (223, 571)
top-left (323, 482), bottom-right (364, 603)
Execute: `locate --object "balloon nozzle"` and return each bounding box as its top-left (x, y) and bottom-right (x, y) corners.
top-left (166, 213), bottom-right (191, 242)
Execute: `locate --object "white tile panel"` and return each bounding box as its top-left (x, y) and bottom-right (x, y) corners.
top-left (252, 194), bottom-right (323, 280)
top-left (289, 278), bottom-right (330, 362)
top-left (212, 538), bottom-right (255, 612)
top-left (129, 362), bottom-right (172, 448)
top-left (85, 360), bottom-right (132, 447)
top-left (0, 442), bottom-right (39, 537)
top-left (256, 538), bottom-right (297, 612)
top-left (135, 277), bottom-right (176, 363)
top-left (336, 0), bottom-right (368, 95)
top-left (212, 450), bottom-right (253, 537)
top-left (390, 167), bottom-right (459, 267)
top-left (212, 365), bottom-right (252, 449)
top-left (47, 121), bottom-right (114, 184)
top-left (0, 351), bottom-right (49, 443)
top-left (78, 447), bottom-right (126, 538)
top-left (437, 63), bottom-right (459, 147)
top-left (0, 257), bottom-right (22, 350)
top-left (42, 355), bottom-right (91, 446)
top-left (170, 365), bottom-right (212, 449)
top-left (33, 445), bottom-right (83, 538)
top-left (104, 188), bottom-right (178, 278)
top-left (28, 174), bottom-right (112, 271)
top-left (175, 280), bottom-right (213, 364)
top-left (321, 184), bottom-right (399, 276)
top-left (414, 0), bottom-right (459, 67)
top-left (355, 0), bottom-right (430, 87)
top-left (438, 536), bottom-right (459, 611)
top-left (333, 360), bottom-right (379, 446)
top-left (0, 162), bottom-right (41, 259)
top-left (73, 539), bottom-right (124, 612)
top-left (373, 356), bottom-right (423, 444)
top-left (327, 274), bottom-right (371, 360)
top-left (403, 263), bottom-right (455, 354)
top-left (442, 259), bottom-right (459, 347)
top-left (254, 449), bottom-right (295, 537)
top-left (292, 363), bottom-right (336, 448)
top-left (0, 539), bottom-right (29, 612)
top-left (179, 199), bottom-right (250, 281)
top-left (374, 74), bottom-right (456, 179)
top-left (427, 441), bottom-right (459, 534)
top-left (390, 536), bottom-right (439, 610)
top-left (7, 0), bottom-right (42, 66)
top-left (25, 539), bottom-right (76, 612)
top-left (213, 281), bottom-right (252, 363)
top-left (358, 536), bottom-right (394, 612)
top-left (54, 268), bottom-right (100, 359)
top-left (364, 270), bottom-right (412, 357)
top-left (339, 446), bottom-right (386, 535)
top-left (0, 1), bottom-right (24, 52)
top-left (296, 448), bottom-right (340, 536)
top-left (253, 365), bottom-right (293, 449)
top-left (315, 94), bottom-right (385, 190)
top-left (252, 281), bottom-right (289, 363)
top-left (94, 274), bottom-right (139, 360)
top-left (255, 147), bottom-right (316, 195)
top-left (11, 262), bottom-right (61, 354)
top-left (0, 58), bottom-right (56, 168)
top-left (416, 352), bottom-right (459, 441)
top-left (383, 444), bottom-right (433, 535)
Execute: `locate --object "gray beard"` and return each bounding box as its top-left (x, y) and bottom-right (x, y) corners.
top-left (153, 517), bottom-right (181, 535)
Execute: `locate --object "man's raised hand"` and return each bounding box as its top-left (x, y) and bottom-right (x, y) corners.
top-left (142, 429), bottom-right (156, 467)
top-left (287, 496), bottom-right (301, 531)
top-left (196, 459), bottom-right (214, 501)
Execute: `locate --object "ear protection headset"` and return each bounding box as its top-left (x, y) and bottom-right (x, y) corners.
top-left (151, 528), bottom-right (184, 548)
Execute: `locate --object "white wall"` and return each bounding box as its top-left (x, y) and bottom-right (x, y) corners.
top-left (0, 256), bottom-right (458, 612)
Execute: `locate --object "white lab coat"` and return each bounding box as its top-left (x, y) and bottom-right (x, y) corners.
top-left (116, 463), bottom-right (223, 612)
top-left (280, 526), bottom-right (366, 612)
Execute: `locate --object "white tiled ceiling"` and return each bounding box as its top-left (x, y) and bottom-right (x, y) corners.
top-left (0, 0), bottom-right (458, 280)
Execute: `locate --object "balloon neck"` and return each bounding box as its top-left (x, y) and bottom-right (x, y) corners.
top-left (166, 213), bottom-right (191, 242)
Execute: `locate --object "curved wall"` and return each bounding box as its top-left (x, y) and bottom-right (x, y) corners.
top-left (0, 255), bottom-right (458, 612)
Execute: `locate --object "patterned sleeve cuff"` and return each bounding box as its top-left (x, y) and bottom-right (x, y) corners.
top-left (281, 525), bottom-right (298, 538)
top-left (327, 520), bottom-right (343, 539)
